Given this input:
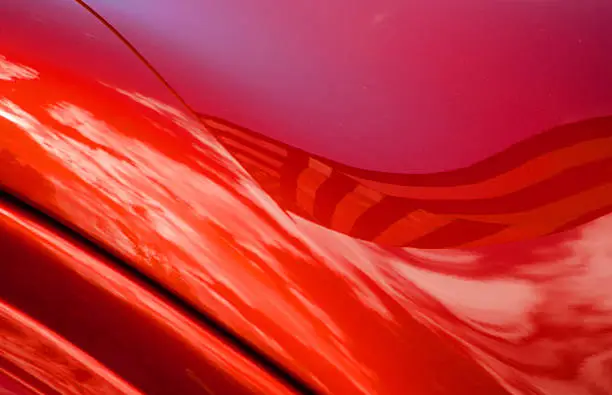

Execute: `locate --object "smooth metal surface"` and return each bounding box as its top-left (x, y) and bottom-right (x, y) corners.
top-left (0, 1), bottom-right (611, 394)
top-left (0, 196), bottom-right (296, 394)
top-left (85, 0), bottom-right (612, 173)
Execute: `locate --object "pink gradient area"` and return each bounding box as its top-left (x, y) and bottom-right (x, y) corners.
top-left (86, 1), bottom-right (612, 172)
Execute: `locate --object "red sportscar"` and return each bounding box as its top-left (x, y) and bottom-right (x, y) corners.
top-left (1, 1), bottom-right (612, 394)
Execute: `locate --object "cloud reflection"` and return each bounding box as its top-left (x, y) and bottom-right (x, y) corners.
top-left (298, 213), bottom-right (612, 394)
top-left (0, 55), bottom-right (38, 81)
top-left (0, 60), bottom-right (375, 392)
top-left (2, 53), bottom-right (611, 394)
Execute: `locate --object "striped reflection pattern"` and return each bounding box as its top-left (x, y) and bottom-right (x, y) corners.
top-left (202, 115), bottom-right (612, 248)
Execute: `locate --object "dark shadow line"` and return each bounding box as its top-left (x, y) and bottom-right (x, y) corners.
top-left (0, 190), bottom-right (315, 395)
top-left (74, 0), bottom-right (196, 117)
top-left (69, 1), bottom-right (317, 393)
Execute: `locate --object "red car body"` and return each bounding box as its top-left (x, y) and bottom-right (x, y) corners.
top-left (1, 1), bottom-right (611, 394)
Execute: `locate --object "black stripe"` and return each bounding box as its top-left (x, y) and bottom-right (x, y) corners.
top-left (66, 4), bottom-right (318, 391)
top-left (312, 170), bottom-right (357, 226)
top-left (0, 185), bottom-right (315, 395)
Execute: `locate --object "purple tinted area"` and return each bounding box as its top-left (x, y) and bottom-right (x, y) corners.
top-left (86, 1), bottom-right (612, 173)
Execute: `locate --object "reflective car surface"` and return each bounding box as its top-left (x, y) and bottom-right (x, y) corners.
top-left (1, 1), bottom-right (611, 394)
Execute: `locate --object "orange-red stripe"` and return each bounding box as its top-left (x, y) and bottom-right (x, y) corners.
top-left (373, 209), bottom-right (453, 246)
top-left (331, 185), bottom-right (384, 234)
top-left (218, 136), bottom-right (284, 169)
top-left (204, 119), bottom-right (288, 156)
top-left (233, 153), bottom-right (280, 177)
top-left (295, 167), bottom-right (329, 215)
top-left (456, 182), bottom-right (612, 233)
top-left (347, 136), bottom-right (612, 200)
top-left (319, 116), bottom-right (612, 186)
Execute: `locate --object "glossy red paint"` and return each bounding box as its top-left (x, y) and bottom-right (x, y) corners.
top-left (0, 37), bottom-right (506, 395)
top-left (1, 1), bottom-right (611, 395)
top-left (84, 0), bottom-right (612, 173)
top-left (0, 196), bottom-right (296, 395)
top-left (0, 296), bottom-right (141, 395)
top-left (200, 115), bottom-right (612, 248)
top-left (0, 365), bottom-right (41, 395)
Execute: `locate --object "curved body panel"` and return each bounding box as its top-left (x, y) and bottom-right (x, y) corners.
top-left (85, 0), bottom-right (612, 173)
top-left (0, 22), bottom-right (503, 395)
top-left (0, 195), bottom-right (294, 394)
top-left (0, 1), bottom-right (611, 394)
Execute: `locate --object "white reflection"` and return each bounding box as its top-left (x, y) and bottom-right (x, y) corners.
top-left (1, 93), bottom-right (373, 392)
top-left (0, 300), bottom-right (140, 394)
top-left (295, 206), bottom-right (612, 394)
top-left (386, 217), bottom-right (612, 394)
top-left (7, 64), bottom-right (610, 393)
top-left (0, 55), bottom-right (38, 81)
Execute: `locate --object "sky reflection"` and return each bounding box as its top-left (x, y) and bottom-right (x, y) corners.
top-left (1, 51), bottom-right (611, 394)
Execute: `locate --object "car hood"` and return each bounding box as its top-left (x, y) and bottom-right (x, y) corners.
top-left (2, 1), bottom-right (612, 394)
